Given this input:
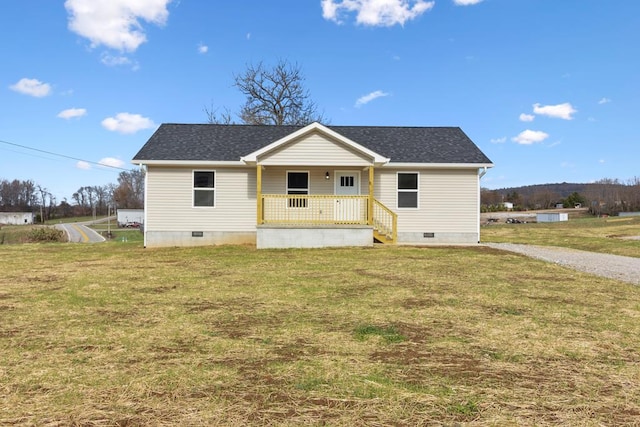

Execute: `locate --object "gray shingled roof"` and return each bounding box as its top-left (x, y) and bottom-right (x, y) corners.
top-left (132, 123), bottom-right (493, 164)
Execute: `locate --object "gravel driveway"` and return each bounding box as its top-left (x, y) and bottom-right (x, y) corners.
top-left (486, 243), bottom-right (640, 286)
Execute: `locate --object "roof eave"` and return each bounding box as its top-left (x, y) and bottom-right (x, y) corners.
top-left (132, 160), bottom-right (246, 167)
top-left (384, 162), bottom-right (494, 169)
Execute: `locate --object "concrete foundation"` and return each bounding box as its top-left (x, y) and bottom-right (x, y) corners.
top-left (397, 231), bottom-right (480, 245)
top-left (144, 230), bottom-right (256, 247)
top-left (144, 228), bottom-right (480, 248)
top-left (257, 225), bottom-right (373, 249)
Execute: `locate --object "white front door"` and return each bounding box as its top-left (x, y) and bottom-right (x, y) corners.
top-left (334, 171), bottom-right (360, 222)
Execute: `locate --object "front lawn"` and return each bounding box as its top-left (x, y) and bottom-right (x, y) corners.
top-left (1, 242), bottom-right (639, 425)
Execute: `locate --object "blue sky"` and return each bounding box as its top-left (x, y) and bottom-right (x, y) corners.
top-left (2, 0), bottom-right (638, 201)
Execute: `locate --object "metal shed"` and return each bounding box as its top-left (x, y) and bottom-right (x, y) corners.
top-left (537, 212), bottom-right (568, 223)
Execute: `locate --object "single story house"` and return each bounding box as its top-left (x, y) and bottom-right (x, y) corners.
top-left (132, 122), bottom-right (493, 248)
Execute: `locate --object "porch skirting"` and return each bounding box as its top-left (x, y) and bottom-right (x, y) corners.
top-left (257, 225), bottom-right (373, 249)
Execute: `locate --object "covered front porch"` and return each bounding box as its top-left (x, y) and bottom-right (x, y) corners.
top-left (255, 166), bottom-right (396, 248)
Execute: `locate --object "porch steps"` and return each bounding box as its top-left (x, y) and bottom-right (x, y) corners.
top-left (373, 229), bottom-right (394, 244)
top-left (372, 198), bottom-right (397, 244)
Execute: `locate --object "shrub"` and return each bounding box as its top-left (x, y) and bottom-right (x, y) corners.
top-left (25, 226), bottom-right (64, 243)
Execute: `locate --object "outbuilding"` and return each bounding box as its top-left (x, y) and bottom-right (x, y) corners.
top-left (0, 212), bottom-right (34, 225)
top-left (117, 209), bottom-right (144, 227)
top-left (537, 212), bottom-right (568, 223)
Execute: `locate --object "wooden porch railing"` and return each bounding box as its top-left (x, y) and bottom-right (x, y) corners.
top-left (262, 194), bottom-right (369, 225)
top-left (372, 199), bottom-right (397, 244)
top-left (260, 194), bottom-right (397, 243)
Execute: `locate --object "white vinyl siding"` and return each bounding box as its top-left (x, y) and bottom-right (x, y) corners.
top-left (145, 166), bottom-right (256, 231)
top-left (261, 167), bottom-right (367, 195)
top-left (259, 131), bottom-right (371, 166)
top-left (376, 168), bottom-right (478, 233)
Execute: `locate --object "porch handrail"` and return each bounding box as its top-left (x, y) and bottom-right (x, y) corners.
top-left (260, 194), bottom-right (397, 243)
top-left (373, 198), bottom-right (397, 242)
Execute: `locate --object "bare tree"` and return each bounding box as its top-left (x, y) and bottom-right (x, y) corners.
top-left (204, 100), bottom-right (234, 124)
top-left (113, 169), bottom-right (145, 209)
top-left (205, 60), bottom-right (327, 126)
top-left (235, 60), bottom-right (326, 125)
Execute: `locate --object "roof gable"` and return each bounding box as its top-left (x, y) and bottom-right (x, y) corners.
top-left (241, 122), bottom-right (389, 165)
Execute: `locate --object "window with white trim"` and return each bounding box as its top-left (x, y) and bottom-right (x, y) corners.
top-left (287, 171), bottom-right (308, 208)
top-left (397, 172), bottom-right (419, 208)
top-left (193, 171), bottom-right (215, 207)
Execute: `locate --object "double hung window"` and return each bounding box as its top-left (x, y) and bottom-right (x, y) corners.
top-left (397, 172), bottom-right (419, 208)
top-left (193, 171), bottom-right (215, 207)
top-left (287, 171), bottom-right (309, 208)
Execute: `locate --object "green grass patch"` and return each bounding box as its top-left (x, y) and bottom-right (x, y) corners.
top-left (354, 324), bottom-right (406, 343)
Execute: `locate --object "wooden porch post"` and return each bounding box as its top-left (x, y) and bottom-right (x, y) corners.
top-left (256, 164), bottom-right (263, 224)
top-left (368, 166), bottom-right (374, 225)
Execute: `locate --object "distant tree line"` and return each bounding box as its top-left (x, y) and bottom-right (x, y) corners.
top-left (0, 169), bottom-right (144, 222)
top-left (481, 177), bottom-right (640, 215)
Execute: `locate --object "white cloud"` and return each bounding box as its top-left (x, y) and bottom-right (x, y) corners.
top-left (100, 53), bottom-right (136, 68)
top-left (58, 108), bottom-right (87, 119)
top-left (246, 33), bottom-right (251, 40)
top-left (322, 0), bottom-right (435, 26)
top-left (355, 90), bottom-right (390, 107)
top-left (519, 113), bottom-right (535, 122)
top-left (533, 102), bottom-right (577, 120)
top-left (490, 137), bottom-right (507, 144)
top-left (598, 97), bottom-right (611, 105)
top-left (64, 0), bottom-right (171, 52)
top-left (101, 112), bottom-right (155, 134)
top-left (99, 157), bottom-right (126, 168)
top-left (512, 130), bottom-right (549, 145)
top-left (453, 0), bottom-right (483, 5)
top-left (548, 139), bottom-right (562, 148)
top-left (9, 78), bottom-right (52, 97)
top-left (198, 43), bottom-right (208, 54)
top-left (76, 161), bottom-right (91, 170)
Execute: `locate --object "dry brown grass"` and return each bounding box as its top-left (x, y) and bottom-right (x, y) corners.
top-left (1, 242), bottom-right (639, 425)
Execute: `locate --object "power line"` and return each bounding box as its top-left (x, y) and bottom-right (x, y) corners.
top-left (0, 138), bottom-right (132, 171)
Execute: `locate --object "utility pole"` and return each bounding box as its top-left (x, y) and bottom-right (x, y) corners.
top-left (107, 205), bottom-right (112, 239)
